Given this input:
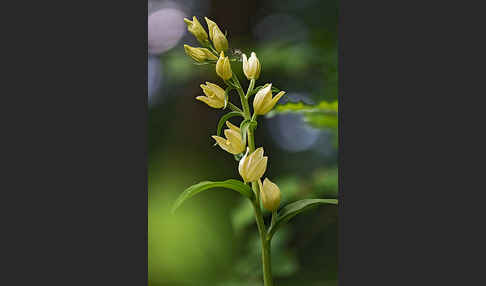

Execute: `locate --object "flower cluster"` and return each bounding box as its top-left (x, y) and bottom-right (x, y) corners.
top-left (183, 16), bottom-right (283, 211)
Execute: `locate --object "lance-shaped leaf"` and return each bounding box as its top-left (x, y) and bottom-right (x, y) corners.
top-left (239, 119), bottom-right (258, 146)
top-left (239, 119), bottom-right (252, 146)
top-left (265, 100), bottom-right (338, 130)
top-left (267, 199), bottom-right (338, 239)
top-left (223, 86), bottom-right (235, 110)
top-left (214, 111), bottom-right (243, 146)
top-left (172, 179), bottom-right (253, 213)
top-left (224, 79), bottom-right (239, 89)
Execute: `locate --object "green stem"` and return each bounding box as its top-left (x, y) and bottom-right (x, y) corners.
top-left (236, 76), bottom-right (272, 286)
top-left (231, 76), bottom-right (250, 119)
top-left (247, 123), bottom-right (256, 152)
top-left (262, 237), bottom-right (273, 286)
top-left (251, 182), bottom-right (273, 286)
top-left (246, 79), bottom-right (255, 99)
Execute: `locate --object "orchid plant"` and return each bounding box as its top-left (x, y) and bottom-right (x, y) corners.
top-left (172, 16), bottom-right (338, 286)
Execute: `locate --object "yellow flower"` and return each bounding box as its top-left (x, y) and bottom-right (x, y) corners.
top-left (253, 84), bottom-right (286, 115)
top-left (211, 121), bottom-right (246, 154)
top-left (183, 16), bottom-right (208, 44)
top-left (211, 26), bottom-right (229, 53)
top-left (259, 178), bottom-right (281, 211)
top-left (216, 51), bottom-right (233, 80)
top-left (242, 52), bottom-right (261, 80)
top-left (196, 82), bottom-right (226, 109)
top-left (238, 147), bottom-right (268, 183)
top-left (184, 45), bottom-right (218, 62)
top-left (205, 17), bottom-right (229, 52)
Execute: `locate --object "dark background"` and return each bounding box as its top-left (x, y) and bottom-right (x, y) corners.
top-left (4, 0), bottom-right (476, 285)
top-left (148, 0), bottom-right (338, 285)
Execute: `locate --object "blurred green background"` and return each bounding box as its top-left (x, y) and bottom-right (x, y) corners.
top-left (148, 0), bottom-right (338, 285)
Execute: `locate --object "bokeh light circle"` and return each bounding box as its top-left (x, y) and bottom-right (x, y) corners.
top-left (148, 8), bottom-right (186, 55)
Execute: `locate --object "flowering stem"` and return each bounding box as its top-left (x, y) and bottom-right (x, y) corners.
top-left (246, 79), bottom-right (255, 99)
top-left (252, 181), bottom-right (273, 286)
top-left (247, 126), bottom-right (256, 152)
top-left (231, 76), bottom-right (251, 120)
top-left (231, 75), bottom-right (273, 286)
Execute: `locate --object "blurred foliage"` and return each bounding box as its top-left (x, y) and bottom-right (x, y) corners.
top-left (267, 100), bottom-right (338, 130)
top-left (266, 99), bottom-right (338, 147)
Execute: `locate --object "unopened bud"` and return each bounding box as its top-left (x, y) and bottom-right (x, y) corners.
top-left (205, 17), bottom-right (229, 52)
top-left (216, 51), bottom-right (233, 80)
top-left (253, 84), bottom-right (286, 115)
top-left (196, 82), bottom-right (226, 108)
top-left (238, 147), bottom-right (268, 183)
top-left (184, 45), bottom-right (218, 62)
top-left (184, 16), bottom-right (208, 44)
top-left (242, 52), bottom-right (261, 80)
top-left (212, 121), bottom-right (246, 154)
top-left (259, 178), bottom-right (281, 211)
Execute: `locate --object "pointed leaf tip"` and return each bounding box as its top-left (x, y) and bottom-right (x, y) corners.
top-left (267, 198), bottom-right (338, 238)
top-left (172, 179), bottom-right (253, 214)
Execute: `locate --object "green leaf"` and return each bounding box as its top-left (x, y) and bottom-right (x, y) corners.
top-left (251, 85), bottom-right (263, 94)
top-left (172, 179), bottom-right (253, 213)
top-left (215, 112), bottom-right (242, 141)
top-left (268, 100), bottom-right (338, 115)
top-left (267, 199), bottom-right (338, 238)
top-left (224, 79), bottom-right (239, 89)
top-left (265, 100), bottom-right (338, 130)
top-left (239, 119), bottom-right (257, 147)
top-left (223, 87), bottom-right (236, 110)
top-left (239, 119), bottom-right (251, 146)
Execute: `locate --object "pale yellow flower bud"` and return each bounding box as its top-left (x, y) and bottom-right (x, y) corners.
top-left (216, 51), bottom-right (233, 80)
top-left (205, 17), bottom-right (229, 52)
top-left (211, 121), bottom-right (246, 154)
top-left (196, 82), bottom-right (226, 109)
top-left (253, 84), bottom-right (286, 115)
top-left (184, 45), bottom-right (218, 62)
top-left (238, 147), bottom-right (268, 183)
top-left (259, 178), bottom-right (281, 211)
top-left (242, 52), bottom-right (261, 80)
top-left (205, 17), bottom-right (217, 42)
top-left (211, 26), bottom-right (229, 53)
top-left (184, 16), bottom-right (208, 44)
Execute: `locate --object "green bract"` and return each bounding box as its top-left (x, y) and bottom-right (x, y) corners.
top-left (172, 179), bottom-right (253, 214)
